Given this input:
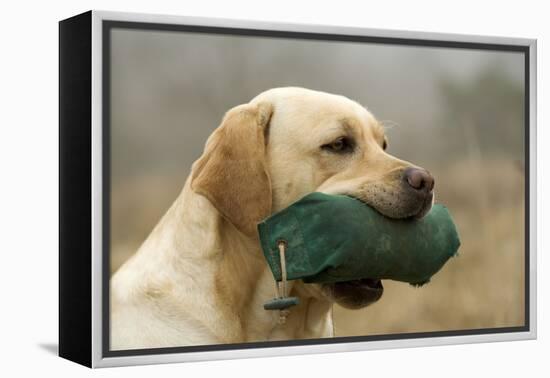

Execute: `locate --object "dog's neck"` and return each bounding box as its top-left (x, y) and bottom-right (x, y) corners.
top-left (153, 179), bottom-right (334, 343)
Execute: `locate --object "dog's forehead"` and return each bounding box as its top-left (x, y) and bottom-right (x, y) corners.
top-left (252, 87), bottom-right (378, 135)
top-left (260, 87), bottom-right (365, 113)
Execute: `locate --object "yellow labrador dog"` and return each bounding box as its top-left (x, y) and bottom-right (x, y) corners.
top-left (110, 87), bottom-right (434, 350)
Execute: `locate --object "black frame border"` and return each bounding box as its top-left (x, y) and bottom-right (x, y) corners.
top-left (59, 11), bottom-right (93, 367)
top-left (101, 20), bottom-right (531, 359)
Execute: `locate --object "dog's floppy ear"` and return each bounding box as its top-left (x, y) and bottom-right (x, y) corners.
top-left (191, 102), bottom-right (273, 236)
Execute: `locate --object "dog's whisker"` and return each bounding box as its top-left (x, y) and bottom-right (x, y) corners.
top-left (379, 119), bottom-right (400, 129)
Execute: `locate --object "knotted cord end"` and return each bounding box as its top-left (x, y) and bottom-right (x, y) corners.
top-left (263, 240), bottom-right (299, 323)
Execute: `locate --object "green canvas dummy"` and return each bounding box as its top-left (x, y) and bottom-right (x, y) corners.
top-left (258, 192), bottom-right (460, 287)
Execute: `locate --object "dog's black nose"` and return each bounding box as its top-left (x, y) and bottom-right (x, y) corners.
top-left (404, 167), bottom-right (434, 192)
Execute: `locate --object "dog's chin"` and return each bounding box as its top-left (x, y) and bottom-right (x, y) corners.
top-left (322, 279), bottom-right (384, 310)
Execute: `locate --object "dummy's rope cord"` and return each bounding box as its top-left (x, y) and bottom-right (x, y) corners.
top-left (277, 241), bottom-right (290, 324)
top-left (279, 242), bottom-right (288, 297)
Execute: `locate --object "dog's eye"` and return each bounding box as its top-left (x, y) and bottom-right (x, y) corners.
top-left (322, 137), bottom-right (354, 153)
top-left (383, 139), bottom-right (388, 150)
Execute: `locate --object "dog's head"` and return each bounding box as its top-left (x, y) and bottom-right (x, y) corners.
top-left (191, 87), bottom-right (434, 310)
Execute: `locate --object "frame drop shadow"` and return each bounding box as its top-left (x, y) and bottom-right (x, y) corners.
top-left (38, 343), bottom-right (58, 356)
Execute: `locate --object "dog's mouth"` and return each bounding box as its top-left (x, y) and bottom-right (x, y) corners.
top-left (324, 278), bottom-right (384, 310)
top-left (347, 191), bottom-right (434, 221)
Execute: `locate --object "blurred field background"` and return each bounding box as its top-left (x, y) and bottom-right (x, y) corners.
top-left (109, 28), bottom-right (525, 336)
